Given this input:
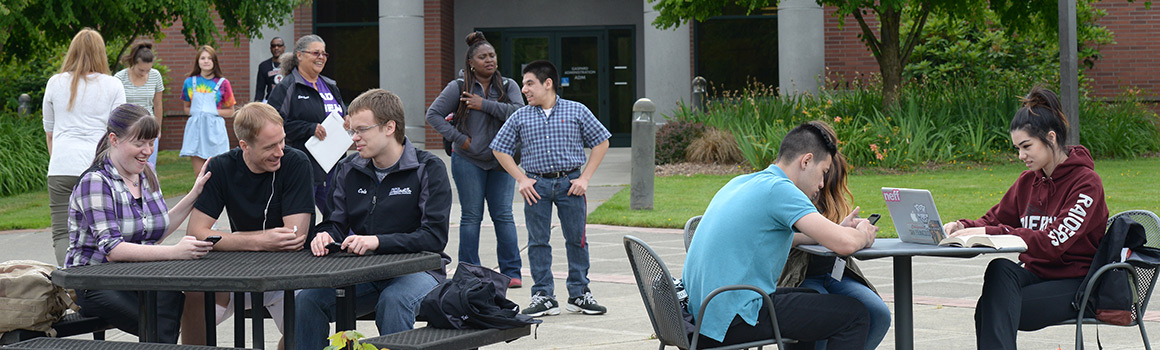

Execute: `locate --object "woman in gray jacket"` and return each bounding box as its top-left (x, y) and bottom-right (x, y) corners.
top-left (426, 31), bottom-right (525, 287)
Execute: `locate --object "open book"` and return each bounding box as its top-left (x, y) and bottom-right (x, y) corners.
top-left (938, 235), bottom-right (1027, 249)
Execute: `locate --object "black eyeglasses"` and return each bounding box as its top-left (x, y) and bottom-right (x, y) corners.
top-left (271, 43), bottom-right (285, 48)
top-left (300, 50), bottom-right (330, 59)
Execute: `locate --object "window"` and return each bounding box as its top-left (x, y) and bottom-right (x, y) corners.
top-left (694, 5), bottom-right (778, 93)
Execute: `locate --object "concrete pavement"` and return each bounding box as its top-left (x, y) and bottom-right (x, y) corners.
top-left (3, 147), bottom-right (1158, 349)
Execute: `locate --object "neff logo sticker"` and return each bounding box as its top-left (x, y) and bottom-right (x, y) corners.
top-left (883, 189), bottom-right (902, 202)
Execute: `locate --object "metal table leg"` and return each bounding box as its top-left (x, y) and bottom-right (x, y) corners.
top-left (894, 256), bottom-right (913, 350)
top-left (234, 292), bottom-right (245, 348)
top-left (251, 292), bottom-right (265, 349)
top-left (137, 291), bottom-right (159, 343)
top-left (204, 292), bottom-right (217, 346)
top-left (336, 286), bottom-right (357, 331)
top-left (284, 290), bottom-right (296, 350)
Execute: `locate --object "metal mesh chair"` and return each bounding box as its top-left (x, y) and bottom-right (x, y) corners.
top-left (625, 235), bottom-right (791, 349)
top-left (684, 216), bottom-right (702, 252)
top-left (1062, 210), bottom-right (1160, 350)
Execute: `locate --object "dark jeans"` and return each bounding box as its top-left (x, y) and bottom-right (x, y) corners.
top-left (695, 290), bottom-right (870, 350)
top-left (525, 169), bottom-right (590, 299)
top-left (975, 258), bottom-right (1087, 350)
top-left (76, 289), bottom-right (185, 343)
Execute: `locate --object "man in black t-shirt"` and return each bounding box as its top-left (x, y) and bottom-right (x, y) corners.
top-left (180, 102), bottom-right (314, 346)
top-left (254, 37), bottom-right (285, 102)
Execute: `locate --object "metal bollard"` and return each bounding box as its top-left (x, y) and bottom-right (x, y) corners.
top-left (631, 98), bottom-right (656, 210)
top-left (18, 94), bottom-right (31, 116)
top-left (691, 77), bottom-right (707, 112)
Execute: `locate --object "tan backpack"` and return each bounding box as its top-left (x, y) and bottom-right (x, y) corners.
top-left (0, 260), bottom-right (78, 336)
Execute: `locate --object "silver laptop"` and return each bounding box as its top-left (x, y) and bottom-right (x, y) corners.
top-left (882, 187), bottom-right (947, 245)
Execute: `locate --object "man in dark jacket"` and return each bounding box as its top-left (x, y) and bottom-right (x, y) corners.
top-left (294, 89), bottom-right (452, 350)
top-left (253, 37), bottom-right (284, 102)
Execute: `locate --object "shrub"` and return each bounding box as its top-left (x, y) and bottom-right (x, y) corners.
top-left (686, 127), bottom-right (743, 164)
top-left (669, 74), bottom-right (1160, 170)
top-left (0, 111), bottom-right (50, 196)
top-left (655, 120), bottom-right (705, 165)
top-left (1082, 88), bottom-right (1160, 158)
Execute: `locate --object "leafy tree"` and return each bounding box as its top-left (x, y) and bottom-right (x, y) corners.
top-left (905, 0), bottom-right (1114, 87)
top-left (0, 0), bottom-right (303, 67)
top-left (648, 0), bottom-right (1150, 108)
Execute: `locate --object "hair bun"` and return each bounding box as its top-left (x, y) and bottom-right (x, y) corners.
top-left (465, 31), bottom-right (487, 46)
top-left (1021, 86), bottom-right (1051, 110)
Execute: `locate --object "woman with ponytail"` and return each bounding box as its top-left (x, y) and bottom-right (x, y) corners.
top-left (425, 31), bottom-right (526, 287)
top-left (115, 39), bottom-right (166, 165)
top-left (943, 87), bottom-right (1109, 349)
top-left (65, 104), bottom-right (214, 343)
top-left (43, 28), bottom-right (126, 266)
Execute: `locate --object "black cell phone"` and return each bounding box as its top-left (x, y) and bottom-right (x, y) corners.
top-left (867, 214), bottom-right (881, 225)
top-left (325, 242), bottom-right (343, 253)
top-left (204, 236), bottom-right (222, 244)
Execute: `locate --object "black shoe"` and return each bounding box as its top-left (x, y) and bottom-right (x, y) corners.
top-left (521, 291), bottom-right (560, 317)
top-left (566, 289), bottom-right (607, 315)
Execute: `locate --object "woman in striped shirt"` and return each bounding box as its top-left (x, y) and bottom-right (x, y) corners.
top-left (114, 40), bottom-right (165, 165)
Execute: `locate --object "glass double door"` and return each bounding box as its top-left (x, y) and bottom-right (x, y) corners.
top-left (487, 27), bottom-right (634, 146)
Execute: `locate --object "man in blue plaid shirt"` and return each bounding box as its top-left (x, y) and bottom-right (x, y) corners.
top-left (491, 60), bottom-right (611, 317)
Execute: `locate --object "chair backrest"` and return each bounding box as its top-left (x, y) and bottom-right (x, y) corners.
top-left (624, 235), bottom-right (692, 349)
top-left (684, 215), bottom-right (702, 252)
top-left (1109, 210), bottom-right (1160, 319)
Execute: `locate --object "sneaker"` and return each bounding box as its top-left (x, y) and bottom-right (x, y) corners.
top-left (566, 289), bottom-right (607, 315)
top-left (521, 291), bottom-right (560, 317)
top-left (509, 277), bottom-right (522, 289)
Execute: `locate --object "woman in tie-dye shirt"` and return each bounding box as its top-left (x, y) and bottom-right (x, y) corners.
top-left (180, 45), bottom-right (235, 176)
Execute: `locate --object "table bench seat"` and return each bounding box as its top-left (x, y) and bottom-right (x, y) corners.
top-left (2, 338), bottom-right (253, 349)
top-left (362, 325), bottom-right (531, 350)
top-left (0, 313), bottom-right (112, 345)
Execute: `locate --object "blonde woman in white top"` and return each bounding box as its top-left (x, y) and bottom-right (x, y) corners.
top-left (43, 28), bottom-right (126, 266)
top-left (114, 40), bottom-right (165, 165)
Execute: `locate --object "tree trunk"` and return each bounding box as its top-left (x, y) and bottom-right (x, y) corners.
top-left (877, 6), bottom-right (903, 109)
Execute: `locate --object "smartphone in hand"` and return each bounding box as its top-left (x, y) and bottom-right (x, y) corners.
top-left (867, 214), bottom-right (881, 225)
top-left (204, 236), bottom-right (222, 245)
top-left (325, 242), bottom-right (343, 253)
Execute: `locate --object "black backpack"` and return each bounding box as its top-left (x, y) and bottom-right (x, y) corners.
top-left (418, 262), bottom-right (541, 330)
top-left (1075, 216), bottom-right (1148, 325)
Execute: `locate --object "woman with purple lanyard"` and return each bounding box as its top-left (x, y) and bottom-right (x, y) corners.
top-left (268, 34), bottom-right (344, 216)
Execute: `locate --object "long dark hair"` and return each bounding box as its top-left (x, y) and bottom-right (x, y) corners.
top-left (92, 104), bottom-right (161, 189)
top-left (1010, 86), bottom-right (1070, 152)
top-left (455, 32), bottom-right (507, 133)
top-left (121, 39), bottom-right (155, 68)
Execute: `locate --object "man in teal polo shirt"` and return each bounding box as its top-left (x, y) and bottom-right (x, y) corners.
top-left (684, 121), bottom-right (878, 349)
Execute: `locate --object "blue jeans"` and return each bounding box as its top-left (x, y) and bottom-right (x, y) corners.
top-left (451, 152), bottom-right (521, 279)
top-left (294, 272), bottom-right (438, 350)
top-left (524, 169), bottom-right (589, 300)
top-left (800, 273), bottom-right (892, 350)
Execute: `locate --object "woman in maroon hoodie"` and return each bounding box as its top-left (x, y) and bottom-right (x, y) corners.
top-left (943, 87), bottom-right (1108, 350)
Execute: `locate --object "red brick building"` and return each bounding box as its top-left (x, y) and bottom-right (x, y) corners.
top-left (151, 1), bottom-right (1160, 151)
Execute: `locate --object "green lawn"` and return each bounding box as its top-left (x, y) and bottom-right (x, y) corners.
top-left (589, 157), bottom-right (1160, 235)
top-left (0, 151), bottom-right (197, 230)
